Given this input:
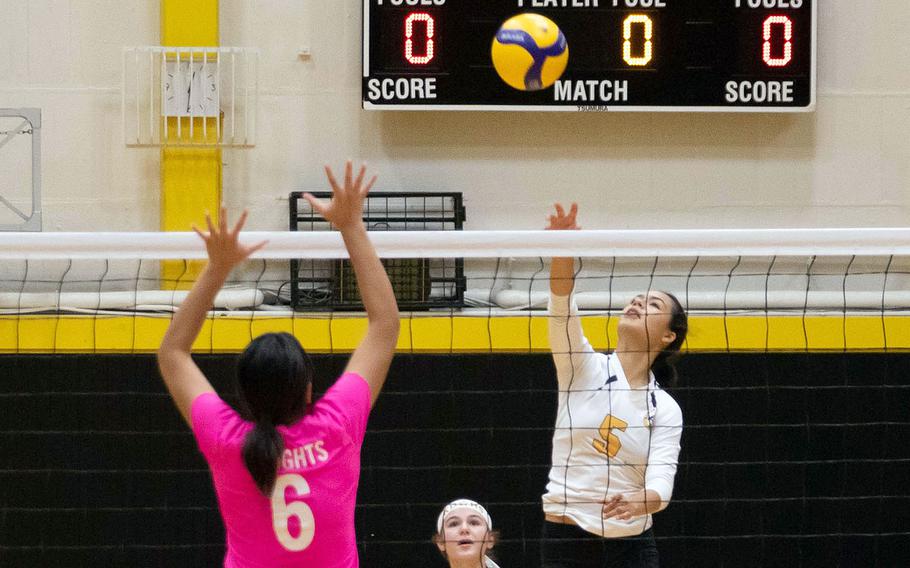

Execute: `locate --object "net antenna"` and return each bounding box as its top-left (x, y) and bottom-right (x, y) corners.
top-left (122, 46), bottom-right (259, 147)
top-left (0, 108), bottom-right (41, 231)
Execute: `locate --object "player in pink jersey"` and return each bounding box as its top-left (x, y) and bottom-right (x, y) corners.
top-left (156, 161), bottom-right (399, 567)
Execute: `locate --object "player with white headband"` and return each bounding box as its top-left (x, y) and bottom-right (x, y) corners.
top-left (433, 499), bottom-right (501, 568)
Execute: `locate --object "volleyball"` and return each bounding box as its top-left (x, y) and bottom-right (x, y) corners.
top-left (491, 13), bottom-right (569, 92)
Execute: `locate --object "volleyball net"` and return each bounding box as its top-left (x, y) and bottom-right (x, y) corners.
top-left (1, 228), bottom-right (909, 565)
top-left (3, 228), bottom-right (910, 352)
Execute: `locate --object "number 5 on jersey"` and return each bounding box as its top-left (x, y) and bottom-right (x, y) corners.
top-left (271, 474), bottom-right (315, 551)
top-left (593, 415), bottom-right (628, 458)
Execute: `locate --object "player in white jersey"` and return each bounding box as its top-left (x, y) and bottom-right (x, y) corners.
top-left (540, 203), bottom-right (687, 568)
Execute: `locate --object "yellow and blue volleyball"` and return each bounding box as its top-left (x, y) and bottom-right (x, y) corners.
top-left (491, 13), bottom-right (569, 92)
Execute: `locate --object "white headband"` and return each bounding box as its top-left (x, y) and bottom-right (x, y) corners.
top-left (436, 499), bottom-right (493, 533)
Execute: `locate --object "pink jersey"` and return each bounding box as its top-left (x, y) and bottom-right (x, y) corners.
top-left (191, 372), bottom-right (371, 568)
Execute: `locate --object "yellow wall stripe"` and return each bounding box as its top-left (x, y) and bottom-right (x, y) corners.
top-left (160, 146), bottom-right (222, 289)
top-left (161, 0), bottom-right (221, 289)
top-left (2, 315), bottom-right (908, 354)
top-left (161, 0), bottom-right (219, 47)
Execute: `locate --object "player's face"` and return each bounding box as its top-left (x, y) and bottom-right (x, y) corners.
top-left (437, 510), bottom-right (493, 565)
top-left (618, 291), bottom-right (677, 350)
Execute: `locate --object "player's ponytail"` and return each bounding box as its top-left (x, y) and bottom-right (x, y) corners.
top-left (650, 291), bottom-right (688, 387)
top-left (243, 421), bottom-right (284, 495)
top-left (236, 332), bottom-right (313, 496)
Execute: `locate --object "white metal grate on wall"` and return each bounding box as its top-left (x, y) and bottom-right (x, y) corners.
top-left (122, 46), bottom-right (259, 147)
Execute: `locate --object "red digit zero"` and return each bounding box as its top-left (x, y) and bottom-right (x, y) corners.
top-left (405, 12), bottom-right (435, 65)
top-left (763, 15), bottom-right (793, 67)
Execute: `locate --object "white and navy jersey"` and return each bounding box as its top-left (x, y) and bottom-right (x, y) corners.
top-left (542, 293), bottom-right (683, 538)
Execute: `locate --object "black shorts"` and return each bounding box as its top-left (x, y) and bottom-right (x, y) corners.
top-left (540, 520), bottom-right (660, 568)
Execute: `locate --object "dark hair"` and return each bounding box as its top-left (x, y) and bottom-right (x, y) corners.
top-left (237, 332), bottom-right (314, 496)
top-left (650, 291), bottom-right (688, 387)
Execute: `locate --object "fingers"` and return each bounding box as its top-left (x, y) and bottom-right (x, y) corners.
top-left (327, 161), bottom-right (372, 197)
top-left (232, 209), bottom-right (249, 236)
top-left (245, 239), bottom-right (269, 256)
top-left (603, 493), bottom-right (639, 521)
top-left (203, 209), bottom-right (245, 239)
top-left (546, 210), bottom-right (581, 230)
top-left (191, 224), bottom-right (207, 240)
top-left (303, 192), bottom-right (329, 217)
top-left (552, 202), bottom-right (579, 224)
top-left (607, 510), bottom-right (631, 521)
top-left (602, 494), bottom-right (624, 519)
top-left (324, 165), bottom-right (341, 194)
top-left (344, 159), bottom-right (353, 190)
top-left (362, 174), bottom-right (377, 196)
top-left (353, 163), bottom-right (367, 190)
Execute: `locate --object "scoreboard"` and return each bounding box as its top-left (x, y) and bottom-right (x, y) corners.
top-left (362, 0), bottom-right (816, 112)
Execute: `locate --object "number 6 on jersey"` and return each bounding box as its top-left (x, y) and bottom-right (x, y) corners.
top-left (271, 474), bottom-right (315, 551)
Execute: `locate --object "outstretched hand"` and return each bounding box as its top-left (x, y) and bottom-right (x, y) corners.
top-left (305, 160), bottom-right (377, 231)
top-left (546, 202), bottom-right (581, 231)
top-left (192, 208), bottom-right (267, 272)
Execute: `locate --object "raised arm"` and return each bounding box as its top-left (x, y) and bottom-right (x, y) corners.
top-left (304, 161), bottom-right (400, 407)
top-left (548, 203), bottom-right (578, 297)
top-left (547, 203), bottom-right (596, 385)
top-left (157, 210), bottom-right (267, 424)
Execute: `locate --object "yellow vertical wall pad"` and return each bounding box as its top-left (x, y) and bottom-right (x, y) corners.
top-left (1, 315), bottom-right (908, 354)
top-left (160, 0), bottom-right (221, 289)
top-left (161, 0), bottom-right (219, 47)
top-left (160, 144), bottom-right (222, 289)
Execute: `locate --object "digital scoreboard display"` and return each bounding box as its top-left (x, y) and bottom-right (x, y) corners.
top-left (363, 0), bottom-right (816, 112)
